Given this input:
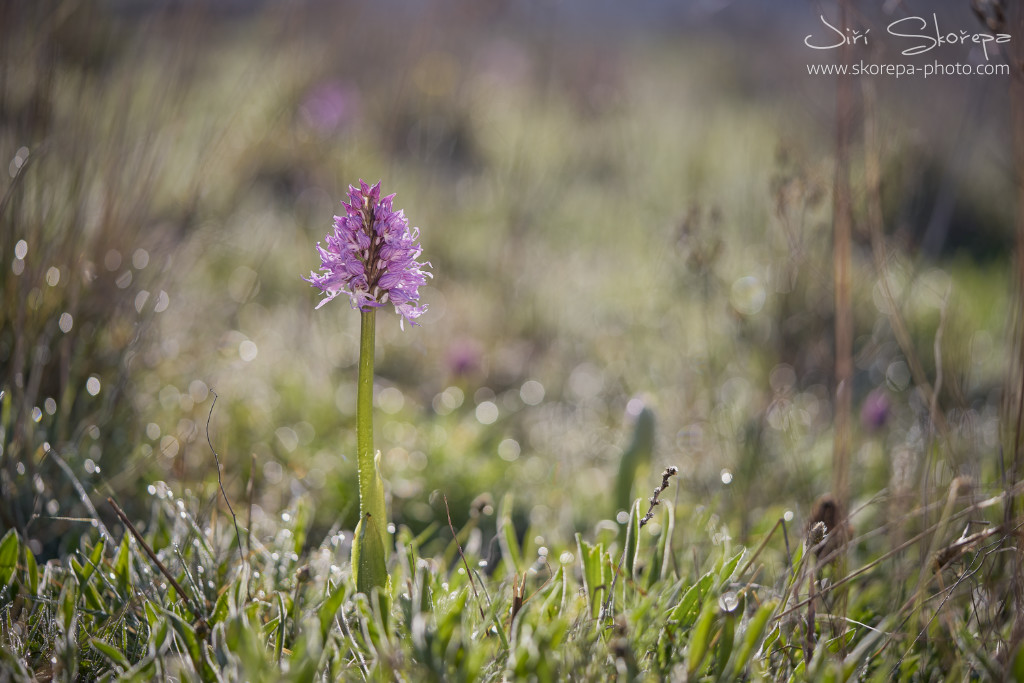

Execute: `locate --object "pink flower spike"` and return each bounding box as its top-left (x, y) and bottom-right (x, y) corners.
top-left (305, 181), bottom-right (430, 327)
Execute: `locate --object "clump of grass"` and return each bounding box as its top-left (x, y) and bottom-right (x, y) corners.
top-left (1, 465), bottom-right (1022, 680)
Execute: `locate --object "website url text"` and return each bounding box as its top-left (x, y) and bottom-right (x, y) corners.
top-left (807, 60), bottom-right (1009, 78)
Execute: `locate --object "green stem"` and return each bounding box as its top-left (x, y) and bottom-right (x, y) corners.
top-left (354, 309), bottom-right (389, 594)
top-left (356, 309), bottom-right (377, 516)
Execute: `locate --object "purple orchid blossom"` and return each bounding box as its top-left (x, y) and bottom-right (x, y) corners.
top-left (306, 180), bottom-right (431, 328)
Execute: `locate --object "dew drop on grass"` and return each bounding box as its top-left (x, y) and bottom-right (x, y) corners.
top-left (31, 407), bottom-right (42, 422)
top-left (58, 312), bottom-right (73, 333)
top-left (154, 290), bottom-right (170, 313)
top-left (239, 339), bottom-right (258, 362)
top-left (568, 363), bottom-right (604, 400)
top-left (560, 551), bottom-right (574, 565)
top-left (147, 484), bottom-right (156, 495)
top-left (189, 380), bottom-right (209, 403)
top-left (45, 267), bottom-right (60, 287)
top-left (44, 398), bottom-right (56, 415)
top-left (520, 380), bottom-right (545, 406)
top-left (387, 523), bottom-right (396, 534)
top-left (378, 387), bottom-right (405, 415)
top-left (626, 397), bottom-right (645, 417)
top-left (720, 469), bottom-right (733, 485)
top-left (85, 376), bottom-right (101, 396)
top-left (276, 427), bottom-right (298, 452)
top-left (497, 438), bottom-right (520, 462)
top-left (134, 290), bottom-right (150, 312)
top-left (132, 248), bottom-right (149, 270)
top-left (730, 275), bottom-right (766, 316)
top-left (160, 435), bottom-right (179, 459)
top-left (475, 401), bottom-right (498, 425)
top-left (886, 360), bottom-right (910, 392)
top-left (14, 240), bottom-right (27, 260)
top-left (433, 386), bottom-right (464, 415)
top-left (11, 259), bottom-right (24, 276)
top-left (9, 148), bottom-right (28, 177)
top-left (719, 591), bottom-right (739, 613)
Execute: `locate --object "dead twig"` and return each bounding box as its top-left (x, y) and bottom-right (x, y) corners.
top-left (640, 467), bottom-right (679, 528)
top-left (246, 452), bottom-right (256, 560)
top-left (206, 390), bottom-right (245, 563)
top-left (107, 496), bottom-right (209, 636)
top-left (442, 493), bottom-right (486, 620)
top-left (603, 467), bottom-right (679, 623)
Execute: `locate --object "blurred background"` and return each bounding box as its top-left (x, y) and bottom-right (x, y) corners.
top-left (0, 0), bottom-right (1016, 558)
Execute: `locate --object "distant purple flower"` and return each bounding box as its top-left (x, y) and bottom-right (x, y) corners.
top-left (861, 389), bottom-right (890, 431)
top-left (300, 81), bottom-right (360, 133)
top-left (306, 180), bottom-right (431, 328)
top-left (446, 339), bottom-right (482, 376)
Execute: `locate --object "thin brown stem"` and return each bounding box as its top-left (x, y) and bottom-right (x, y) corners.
top-left (442, 494), bottom-right (485, 620)
top-left (603, 467), bottom-right (679, 622)
top-left (831, 0), bottom-right (854, 531)
top-left (107, 496), bottom-right (206, 627)
top-left (206, 390), bottom-right (245, 563)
